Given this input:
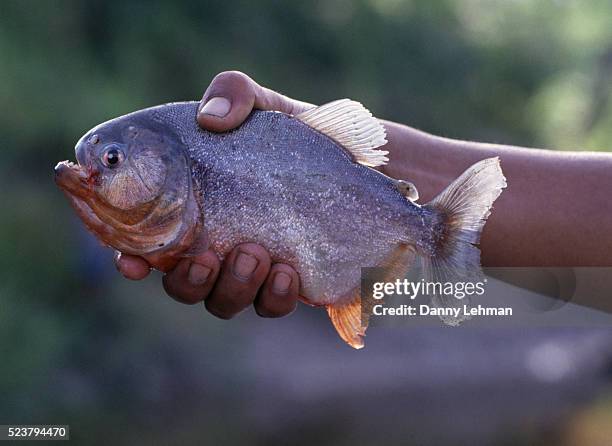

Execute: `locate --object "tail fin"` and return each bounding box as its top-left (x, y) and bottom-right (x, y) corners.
top-left (422, 157), bottom-right (506, 325)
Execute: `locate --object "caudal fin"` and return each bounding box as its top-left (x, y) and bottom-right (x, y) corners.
top-left (422, 157), bottom-right (506, 325)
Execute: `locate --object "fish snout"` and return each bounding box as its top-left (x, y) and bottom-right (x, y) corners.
top-left (54, 160), bottom-right (90, 196)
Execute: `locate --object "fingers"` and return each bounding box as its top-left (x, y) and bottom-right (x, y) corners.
top-left (115, 244), bottom-right (300, 320)
top-left (164, 245), bottom-right (299, 319)
top-left (254, 263), bottom-right (299, 318)
top-left (204, 243), bottom-right (271, 319)
top-left (115, 252), bottom-right (151, 280)
top-left (197, 70), bottom-right (314, 132)
top-left (162, 249), bottom-right (221, 305)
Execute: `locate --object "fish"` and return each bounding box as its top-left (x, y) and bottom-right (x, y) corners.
top-left (54, 99), bottom-right (506, 348)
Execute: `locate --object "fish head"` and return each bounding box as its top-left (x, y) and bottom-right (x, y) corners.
top-left (55, 112), bottom-right (202, 263)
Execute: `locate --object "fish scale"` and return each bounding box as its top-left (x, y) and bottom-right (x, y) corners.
top-left (175, 106), bottom-right (423, 303)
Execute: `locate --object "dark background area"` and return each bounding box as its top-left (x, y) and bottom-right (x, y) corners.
top-left (1, 0), bottom-right (612, 444)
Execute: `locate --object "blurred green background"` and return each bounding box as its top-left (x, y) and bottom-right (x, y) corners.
top-left (1, 0), bottom-right (611, 445)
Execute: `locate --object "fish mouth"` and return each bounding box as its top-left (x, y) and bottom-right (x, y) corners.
top-left (54, 160), bottom-right (92, 198)
top-left (54, 160), bottom-right (142, 253)
top-left (54, 160), bottom-right (115, 247)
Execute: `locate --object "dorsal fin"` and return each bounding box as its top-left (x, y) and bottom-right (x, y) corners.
top-left (296, 99), bottom-right (389, 167)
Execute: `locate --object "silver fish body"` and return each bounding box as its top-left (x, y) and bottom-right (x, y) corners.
top-left (57, 100), bottom-right (505, 348)
top-left (157, 103), bottom-right (436, 305)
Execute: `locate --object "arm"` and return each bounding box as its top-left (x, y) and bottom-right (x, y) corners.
top-left (381, 122), bottom-right (612, 267)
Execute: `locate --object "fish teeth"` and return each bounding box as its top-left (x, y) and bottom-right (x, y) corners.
top-left (62, 160), bottom-right (79, 169)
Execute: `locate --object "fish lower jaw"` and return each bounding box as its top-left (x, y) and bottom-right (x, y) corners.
top-left (66, 193), bottom-right (179, 259)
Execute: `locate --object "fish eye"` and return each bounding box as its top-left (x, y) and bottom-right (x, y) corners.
top-left (101, 145), bottom-right (125, 168)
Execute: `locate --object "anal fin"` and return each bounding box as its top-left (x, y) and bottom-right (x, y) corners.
top-left (326, 292), bottom-right (365, 350)
top-left (326, 244), bottom-right (416, 349)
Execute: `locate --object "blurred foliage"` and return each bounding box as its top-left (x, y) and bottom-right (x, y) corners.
top-left (0, 0), bottom-right (611, 444)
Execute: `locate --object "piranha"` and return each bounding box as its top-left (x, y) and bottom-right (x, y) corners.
top-left (55, 100), bottom-right (506, 348)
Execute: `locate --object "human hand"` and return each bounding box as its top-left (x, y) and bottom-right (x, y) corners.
top-left (115, 71), bottom-right (314, 319)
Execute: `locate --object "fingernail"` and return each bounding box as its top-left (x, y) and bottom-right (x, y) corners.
top-left (188, 263), bottom-right (211, 286)
top-left (232, 252), bottom-right (259, 281)
top-left (113, 252), bottom-right (122, 270)
top-left (114, 252), bottom-right (128, 274)
top-left (200, 97), bottom-right (231, 117)
top-left (272, 272), bottom-right (291, 295)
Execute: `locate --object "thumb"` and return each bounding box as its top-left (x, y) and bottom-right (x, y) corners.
top-left (197, 71), bottom-right (314, 133)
